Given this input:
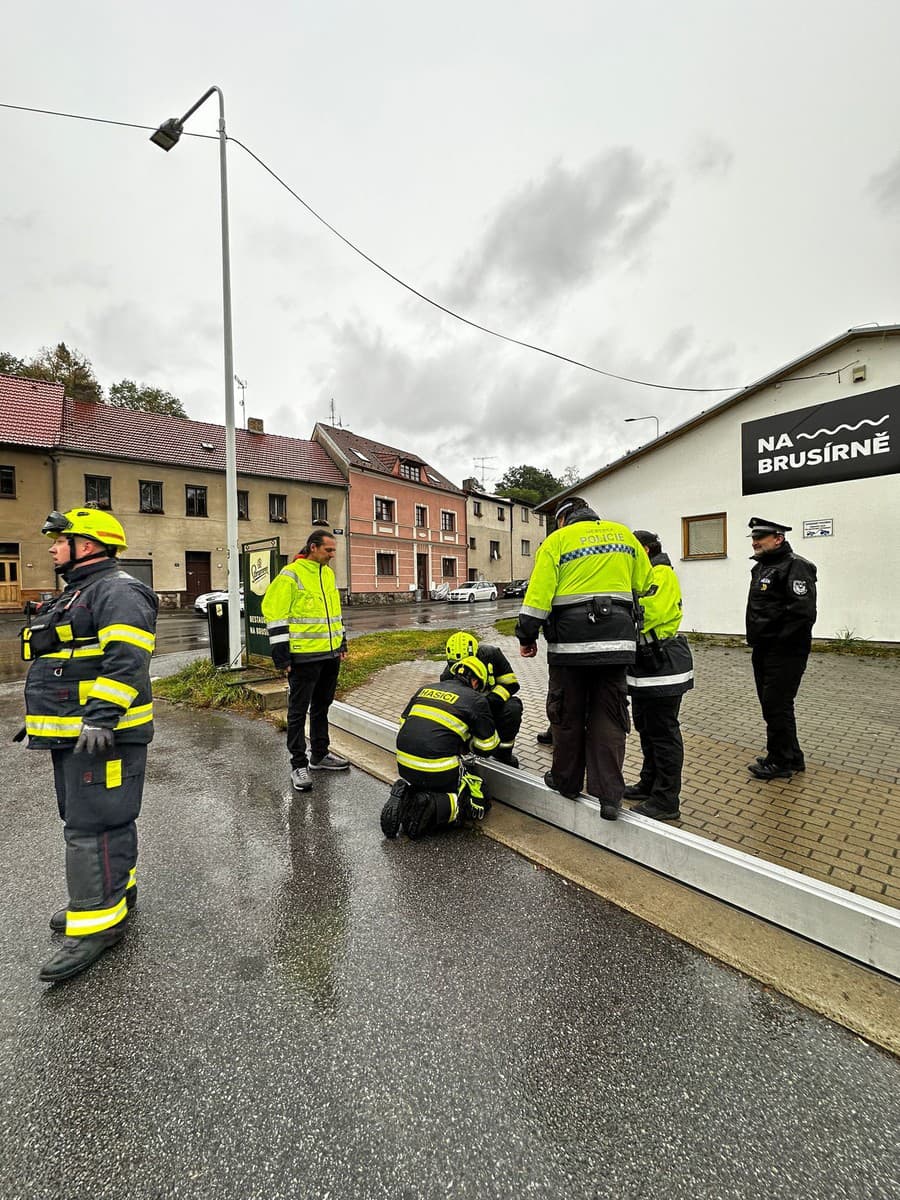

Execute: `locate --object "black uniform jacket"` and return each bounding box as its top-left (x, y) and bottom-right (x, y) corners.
top-left (745, 541), bottom-right (817, 648)
top-left (440, 644), bottom-right (520, 702)
top-left (23, 558), bottom-right (159, 748)
top-left (396, 678), bottom-right (499, 767)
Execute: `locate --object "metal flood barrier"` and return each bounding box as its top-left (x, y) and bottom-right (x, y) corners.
top-left (328, 700), bottom-right (900, 980)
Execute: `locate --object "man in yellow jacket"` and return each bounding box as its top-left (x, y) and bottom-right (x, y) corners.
top-left (516, 497), bottom-right (651, 820)
top-left (624, 530), bottom-right (694, 821)
top-left (262, 530), bottom-right (349, 792)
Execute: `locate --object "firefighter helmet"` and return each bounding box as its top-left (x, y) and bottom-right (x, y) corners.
top-left (41, 508), bottom-right (128, 551)
top-left (449, 655), bottom-right (488, 691)
top-left (446, 630), bottom-right (479, 662)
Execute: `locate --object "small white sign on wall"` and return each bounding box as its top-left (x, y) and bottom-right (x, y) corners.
top-left (803, 519), bottom-right (833, 538)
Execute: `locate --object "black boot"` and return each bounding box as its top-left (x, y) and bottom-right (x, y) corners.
top-left (493, 748), bottom-right (519, 768)
top-left (748, 760), bottom-right (793, 781)
top-left (38, 927), bottom-right (125, 983)
top-left (536, 728), bottom-right (553, 745)
top-left (543, 771), bottom-right (580, 800)
top-left (756, 755), bottom-right (805, 773)
top-left (631, 799), bottom-right (681, 821)
top-left (380, 779), bottom-right (411, 839)
top-left (623, 783), bottom-right (651, 801)
top-left (50, 885), bottom-right (137, 933)
top-left (599, 800), bottom-right (621, 821)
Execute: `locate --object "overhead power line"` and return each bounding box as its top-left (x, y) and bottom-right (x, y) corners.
top-left (2, 99), bottom-right (744, 394)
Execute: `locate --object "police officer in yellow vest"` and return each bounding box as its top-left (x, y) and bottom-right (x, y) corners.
top-left (262, 530), bottom-right (349, 792)
top-left (21, 508), bottom-right (158, 983)
top-left (516, 497), bottom-right (651, 820)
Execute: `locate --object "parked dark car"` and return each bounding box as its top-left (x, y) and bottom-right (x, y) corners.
top-left (503, 579), bottom-right (528, 598)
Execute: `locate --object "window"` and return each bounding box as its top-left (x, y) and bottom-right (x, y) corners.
top-left (311, 497), bottom-right (328, 524)
top-left (683, 513), bottom-right (727, 559)
top-left (399, 460), bottom-right (421, 481)
top-left (0, 465), bottom-right (15, 497)
top-left (376, 552), bottom-right (396, 576)
top-left (186, 485), bottom-right (208, 517)
top-left (490, 540), bottom-right (501, 561)
top-left (520, 507), bottom-right (529, 522)
top-left (521, 540), bottom-right (531, 556)
top-left (442, 557), bottom-right (456, 578)
top-left (269, 493), bottom-right (288, 523)
top-left (375, 497), bottom-right (395, 522)
top-left (469, 537), bottom-right (476, 550)
top-left (497, 506), bottom-right (505, 521)
top-left (538, 514), bottom-right (544, 527)
top-left (85, 475), bottom-right (111, 509)
top-left (415, 505), bottom-right (427, 528)
top-left (441, 511), bottom-right (456, 532)
top-left (139, 480), bottom-right (163, 514)
top-left (472, 501), bottom-right (482, 517)
top-left (237, 490), bottom-right (250, 520)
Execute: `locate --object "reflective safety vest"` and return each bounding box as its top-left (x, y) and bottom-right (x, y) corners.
top-left (23, 559), bottom-right (158, 748)
top-left (626, 553), bottom-right (694, 697)
top-left (396, 679), bottom-right (499, 777)
top-left (516, 516), bottom-right (652, 666)
top-left (261, 557), bottom-right (345, 666)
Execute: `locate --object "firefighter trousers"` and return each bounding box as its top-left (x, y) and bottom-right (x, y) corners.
top-left (51, 744), bottom-right (145, 937)
top-left (547, 664), bottom-right (630, 802)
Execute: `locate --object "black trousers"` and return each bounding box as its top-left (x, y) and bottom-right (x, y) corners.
top-left (631, 694), bottom-right (684, 810)
top-left (751, 643), bottom-right (809, 767)
top-left (547, 664), bottom-right (629, 802)
top-left (287, 656), bottom-right (341, 768)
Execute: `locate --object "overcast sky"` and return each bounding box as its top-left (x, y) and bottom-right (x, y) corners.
top-left (3, 1), bottom-right (899, 491)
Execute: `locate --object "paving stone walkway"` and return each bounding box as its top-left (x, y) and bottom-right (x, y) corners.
top-left (344, 630), bottom-right (900, 910)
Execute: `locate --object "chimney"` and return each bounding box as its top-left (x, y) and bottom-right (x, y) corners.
top-left (247, 417), bottom-right (265, 434)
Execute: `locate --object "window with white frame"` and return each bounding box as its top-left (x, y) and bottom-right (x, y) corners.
top-left (399, 460), bottom-right (421, 481)
top-left (375, 497), bottom-right (395, 522)
top-left (521, 539), bottom-right (531, 556)
top-left (311, 497), bottom-right (328, 524)
top-left (472, 500), bottom-right (482, 517)
top-left (376, 552), bottom-right (396, 576)
top-left (520, 507), bottom-right (529, 522)
top-left (441, 557), bottom-right (456, 577)
top-left (415, 505), bottom-right (427, 528)
top-left (497, 506), bottom-right (505, 521)
top-left (269, 493), bottom-right (288, 523)
top-left (441, 511), bottom-right (456, 532)
top-left (490, 540), bottom-right (501, 561)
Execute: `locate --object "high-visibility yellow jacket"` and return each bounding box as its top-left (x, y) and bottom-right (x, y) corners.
top-left (262, 557), bottom-right (346, 668)
top-left (23, 558), bottom-right (158, 747)
top-left (626, 552), bottom-right (694, 697)
top-left (515, 509), bottom-right (652, 665)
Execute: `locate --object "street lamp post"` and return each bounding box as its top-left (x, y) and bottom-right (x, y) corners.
top-left (151, 87), bottom-right (242, 669)
top-left (625, 415), bottom-right (660, 441)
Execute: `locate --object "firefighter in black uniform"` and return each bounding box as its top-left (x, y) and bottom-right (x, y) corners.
top-left (381, 656), bottom-right (498, 839)
top-left (442, 630), bottom-right (523, 766)
top-left (745, 517), bottom-right (817, 780)
top-left (20, 508), bottom-right (158, 982)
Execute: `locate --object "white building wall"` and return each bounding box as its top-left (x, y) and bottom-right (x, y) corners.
top-left (580, 335), bottom-right (900, 641)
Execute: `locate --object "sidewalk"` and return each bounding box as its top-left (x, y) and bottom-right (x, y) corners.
top-left (344, 631), bottom-right (900, 910)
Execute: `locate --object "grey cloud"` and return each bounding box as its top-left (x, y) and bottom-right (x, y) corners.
top-left (1, 211), bottom-right (40, 232)
top-left (687, 137), bottom-right (734, 178)
top-left (447, 150), bottom-right (673, 314)
top-left (51, 263), bottom-right (111, 290)
top-left (75, 300), bottom-right (222, 383)
top-left (868, 156), bottom-right (900, 213)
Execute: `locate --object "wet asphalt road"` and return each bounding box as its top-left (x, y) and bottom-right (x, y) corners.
top-left (0, 600), bottom-right (522, 685)
top-left (0, 679), bottom-right (898, 1199)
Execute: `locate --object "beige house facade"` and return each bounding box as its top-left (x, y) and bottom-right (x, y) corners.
top-left (462, 480), bottom-right (546, 586)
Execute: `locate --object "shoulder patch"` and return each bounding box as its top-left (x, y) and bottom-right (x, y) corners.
top-left (792, 580), bottom-right (808, 596)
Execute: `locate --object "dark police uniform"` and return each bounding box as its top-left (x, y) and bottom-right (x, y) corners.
top-left (745, 518), bottom-right (817, 776)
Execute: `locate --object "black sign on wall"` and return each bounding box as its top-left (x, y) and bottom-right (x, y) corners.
top-left (741, 384), bottom-right (900, 496)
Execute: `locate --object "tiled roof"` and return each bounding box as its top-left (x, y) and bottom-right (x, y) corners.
top-left (317, 424), bottom-right (461, 493)
top-left (0, 374), bottom-right (65, 448)
top-left (57, 400), bottom-right (347, 486)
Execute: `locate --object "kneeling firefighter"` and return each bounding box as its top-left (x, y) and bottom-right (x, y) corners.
top-left (442, 631), bottom-right (523, 766)
top-left (381, 656), bottom-right (498, 839)
top-left (19, 508), bottom-right (158, 983)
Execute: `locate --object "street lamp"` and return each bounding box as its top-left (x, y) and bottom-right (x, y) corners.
top-left (625, 415), bottom-right (660, 441)
top-left (151, 87), bottom-right (241, 669)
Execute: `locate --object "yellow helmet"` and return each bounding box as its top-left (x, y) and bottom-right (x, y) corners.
top-left (42, 508), bottom-right (128, 551)
top-left (446, 630), bottom-right (479, 662)
top-left (449, 655), bottom-right (488, 691)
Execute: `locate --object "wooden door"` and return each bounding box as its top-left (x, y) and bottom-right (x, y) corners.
top-left (185, 551), bottom-right (211, 600)
top-left (0, 557), bottom-right (21, 606)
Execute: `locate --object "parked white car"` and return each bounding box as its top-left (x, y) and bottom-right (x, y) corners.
top-left (194, 587), bottom-right (245, 616)
top-left (447, 580), bottom-right (498, 603)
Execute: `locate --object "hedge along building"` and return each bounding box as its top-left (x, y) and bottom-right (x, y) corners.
top-left (542, 326), bottom-right (900, 642)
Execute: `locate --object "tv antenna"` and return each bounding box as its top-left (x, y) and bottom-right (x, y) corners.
top-left (472, 456), bottom-right (497, 489)
top-left (233, 375), bottom-right (247, 428)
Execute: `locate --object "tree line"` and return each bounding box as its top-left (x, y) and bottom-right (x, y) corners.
top-left (0, 342), bottom-right (187, 417)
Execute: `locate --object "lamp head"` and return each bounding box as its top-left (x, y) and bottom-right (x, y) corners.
top-left (150, 118), bottom-right (183, 152)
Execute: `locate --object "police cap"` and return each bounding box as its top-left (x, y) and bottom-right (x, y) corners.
top-left (748, 517), bottom-right (791, 537)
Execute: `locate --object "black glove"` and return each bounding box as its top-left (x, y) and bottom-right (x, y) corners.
top-left (74, 725), bottom-right (115, 756)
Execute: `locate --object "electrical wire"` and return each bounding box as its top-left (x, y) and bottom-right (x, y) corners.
top-left (2, 99), bottom-right (744, 394)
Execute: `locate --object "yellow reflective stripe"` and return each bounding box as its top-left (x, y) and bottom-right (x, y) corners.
top-left (106, 759), bottom-right (123, 788)
top-left (396, 750), bottom-right (460, 773)
top-left (408, 703), bottom-right (470, 738)
top-left (496, 672), bottom-right (517, 685)
top-left (114, 703), bottom-right (152, 730)
top-left (127, 868), bottom-right (137, 890)
top-left (473, 731), bottom-right (500, 752)
top-left (42, 644), bottom-right (103, 659)
top-left (492, 685), bottom-right (511, 703)
top-left (88, 675), bottom-right (139, 709)
top-left (56, 623), bottom-right (74, 642)
top-left (66, 898), bottom-right (128, 936)
top-left (25, 715), bottom-right (82, 736)
top-left (448, 793), bottom-right (459, 822)
top-left (98, 624), bottom-right (156, 653)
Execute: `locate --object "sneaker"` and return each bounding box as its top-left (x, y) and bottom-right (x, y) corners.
top-left (631, 799), bottom-right (681, 821)
top-left (747, 761), bottom-right (792, 781)
top-left (291, 766), bottom-right (313, 791)
top-left (623, 784), bottom-right (651, 801)
top-left (309, 752), bottom-right (350, 771)
top-left (543, 771), bottom-right (580, 800)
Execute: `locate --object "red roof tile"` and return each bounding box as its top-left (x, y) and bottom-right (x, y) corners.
top-left (317, 424), bottom-right (461, 493)
top-left (0, 374), bottom-right (65, 448)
